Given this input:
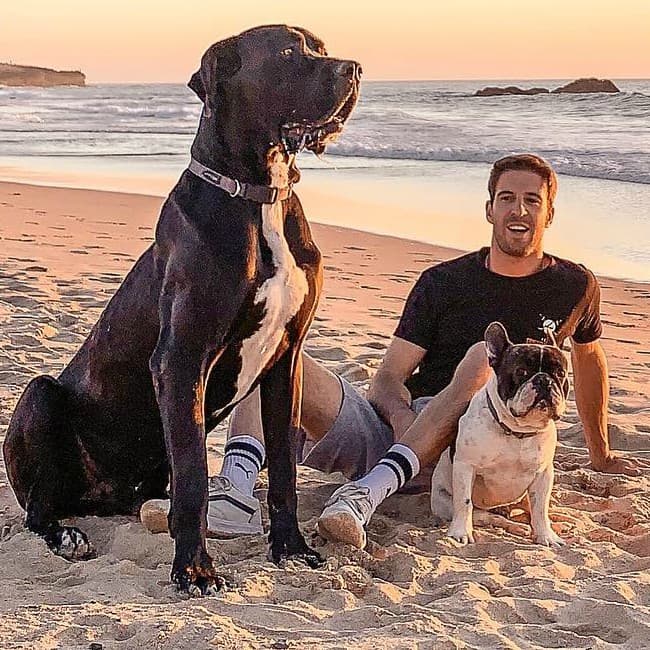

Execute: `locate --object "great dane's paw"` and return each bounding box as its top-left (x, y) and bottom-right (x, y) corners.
top-left (171, 547), bottom-right (231, 597)
top-left (533, 528), bottom-right (565, 548)
top-left (45, 526), bottom-right (95, 561)
top-left (269, 532), bottom-right (324, 569)
top-left (171, 548), bottom-right (227, 596)
top-left (447, 524), bottom-right (475, 545)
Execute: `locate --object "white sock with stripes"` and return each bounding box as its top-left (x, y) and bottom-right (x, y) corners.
top-left (356, 443), bottom-right (421, 513)
top-left (220, 435), bottom-right (266, 496)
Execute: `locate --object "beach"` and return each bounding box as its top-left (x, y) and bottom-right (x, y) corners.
top-left (0, 180), bottom-right (649, 649)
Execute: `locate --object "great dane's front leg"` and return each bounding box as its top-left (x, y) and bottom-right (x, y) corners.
top-left (260, 348), bottom-right (322, 568)
top-left (528, 464), bottom-right (565, 548)
top-left (150, 286), bottom-right (228, 595)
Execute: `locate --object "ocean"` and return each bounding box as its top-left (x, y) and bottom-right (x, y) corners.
top-left (1, 79), bottom-right (649, 280)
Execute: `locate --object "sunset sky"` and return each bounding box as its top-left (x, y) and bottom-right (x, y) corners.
top-left (3, 0), bottom-right (649, 83)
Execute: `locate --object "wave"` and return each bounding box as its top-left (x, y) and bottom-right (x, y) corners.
top-left (324, 145), bottom-right (650, 185)
top-left (2, 80), bottom-right (649, 186)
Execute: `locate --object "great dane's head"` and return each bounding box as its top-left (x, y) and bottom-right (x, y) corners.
top-left (485, 322), bottom-right (569, 426)
top-left (188, 25), bottom-right (361, 183)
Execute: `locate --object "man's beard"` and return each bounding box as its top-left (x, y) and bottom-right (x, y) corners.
top-left (494, 228), bottom-right (538, 258)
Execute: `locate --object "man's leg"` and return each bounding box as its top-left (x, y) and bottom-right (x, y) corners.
top-left (223, 353), bottom-right (344, 485)
top-left (318, 342), bottom-right (491, 548)
top-left (207, 354), bottom-right (346, 534)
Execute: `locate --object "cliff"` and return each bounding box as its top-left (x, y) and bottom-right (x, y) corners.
top-left (0, 63), bottom-right (85, 87)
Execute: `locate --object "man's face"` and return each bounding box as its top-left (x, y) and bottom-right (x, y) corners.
top-left (486, 170), bottom-right (554, 258)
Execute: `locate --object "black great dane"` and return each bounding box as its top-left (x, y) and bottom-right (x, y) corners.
top-left (3, 25), bottom-right (360, 595)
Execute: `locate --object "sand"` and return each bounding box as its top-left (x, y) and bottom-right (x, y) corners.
top-left (0, 180), bottom-right (648, 649)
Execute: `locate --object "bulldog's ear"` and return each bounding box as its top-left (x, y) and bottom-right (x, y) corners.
top-left (484, 321), bottom-right (510, 367)
top-left (188, 39), bottom-right (241, 118)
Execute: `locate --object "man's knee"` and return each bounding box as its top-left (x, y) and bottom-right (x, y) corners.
top-left (450, 342), bottom-right (491, 402)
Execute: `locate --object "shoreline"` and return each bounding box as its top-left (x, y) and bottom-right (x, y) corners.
top-left (2, 158), bottom-right (650, 283)
top-left (0, 180), bottom-right (649, 648)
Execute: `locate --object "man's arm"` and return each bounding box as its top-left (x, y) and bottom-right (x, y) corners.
top-left (571, 339), bottom-right (640, 475)
top-left (366, 337), bottom-right (426, 438)
top-left (571, 339), bottom-right (610, 468)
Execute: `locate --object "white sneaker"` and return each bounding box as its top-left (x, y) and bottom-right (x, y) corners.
top-left (139, 476), bottom-right (263, 537)
top-left (317, 483), bottom-right (374, 549)
top-left (207, 476), bottom-right (263, 536)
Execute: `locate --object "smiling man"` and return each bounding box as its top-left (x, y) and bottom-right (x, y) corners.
top-left (202, 153), bottom-right (633, 546)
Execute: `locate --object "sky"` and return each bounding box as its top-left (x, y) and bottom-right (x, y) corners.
top-left (2, 0), bottom-right (649, 83)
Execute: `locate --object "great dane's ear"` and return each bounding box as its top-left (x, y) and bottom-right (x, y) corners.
top-left (188, 38), bottom-right (241, 118)
top-left (290, 25), bottom-right (327, 55)
top-left (484, 321), bottom-right (510, 367)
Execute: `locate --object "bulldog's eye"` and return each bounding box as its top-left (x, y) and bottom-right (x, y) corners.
top-left (516, 368), bottom-right (529, 379)
top-left (281, 47), bottom-right (294, 57)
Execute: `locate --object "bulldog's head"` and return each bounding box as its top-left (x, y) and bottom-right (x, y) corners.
top-left (485, 321), bottom-right (569, 427)
top-left (188, 24), bottom-right (361, 182)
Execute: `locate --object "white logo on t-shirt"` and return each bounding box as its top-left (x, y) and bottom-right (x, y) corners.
top-left (538, 315), bottom-right (561, 343)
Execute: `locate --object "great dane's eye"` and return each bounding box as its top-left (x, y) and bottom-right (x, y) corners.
top-left (281, 47), bottom-right (294, 57)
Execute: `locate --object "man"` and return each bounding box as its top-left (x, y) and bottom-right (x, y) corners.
top-left (202, 153), bottom-right (636, 547)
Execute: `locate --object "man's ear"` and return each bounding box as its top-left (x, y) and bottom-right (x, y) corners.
top-left (485, 199), bottom-right (494, 224)
top-left (545, 205), bottom-right (555, 228)
top-left (485, 321), bottom-right (510, 367)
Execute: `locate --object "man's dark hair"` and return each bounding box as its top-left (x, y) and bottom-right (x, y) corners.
top-left (488, 154), bottom-right (558, 207)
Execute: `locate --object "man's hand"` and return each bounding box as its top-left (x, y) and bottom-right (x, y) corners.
top-left (367, 337), bottom-right (426, 434)
top-left (389, 408), bottom-right (417, 440)
top-left (591, 452), bottom-right (650, 477)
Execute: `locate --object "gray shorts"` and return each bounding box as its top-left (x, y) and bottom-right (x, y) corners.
top-left (299, 376), bottom-right (432, 488)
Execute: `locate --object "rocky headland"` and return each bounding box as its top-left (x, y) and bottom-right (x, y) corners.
top-left (0, 63), bottom-right (85, 87)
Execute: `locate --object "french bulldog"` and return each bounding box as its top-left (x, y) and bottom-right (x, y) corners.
top-left (430, 321), bottom-right (569, 547)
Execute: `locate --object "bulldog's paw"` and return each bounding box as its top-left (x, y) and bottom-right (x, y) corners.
top-left (447, 522), bottom-right (475, 545)
top-left (171, 547), bottom-right (226, 597)
top-left (45, 525), bottom-right (95, 561)
top-left (269, 529), bottom-right (324, 568)
top-left (533, 528), bottom-right (565, 548)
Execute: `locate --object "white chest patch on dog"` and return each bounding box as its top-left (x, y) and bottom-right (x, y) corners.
top-left (230, 152), bottom-right (308, 404)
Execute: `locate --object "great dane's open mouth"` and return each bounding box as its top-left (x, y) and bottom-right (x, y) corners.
top-left (281, 66), bottom-right (361, 155)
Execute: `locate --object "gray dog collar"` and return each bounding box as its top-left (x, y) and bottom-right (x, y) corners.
top-left (188, 158), bottom-right (293, 204)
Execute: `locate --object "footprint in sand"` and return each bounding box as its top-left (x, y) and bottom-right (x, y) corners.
top-left (379, 273), bottom-right (411, 284)
top-left (338, 362), bottom-right (370, 383)
top-left (2, 295), bottom-right (43, 311)
top-left (364, 340), bottom-right (388, 350)
top-left (317, 328), bottom-right (341, 337)
top-left (327, 295), bottom-right (355, 303)
top-left (306, 346), bottom-right (348, 362)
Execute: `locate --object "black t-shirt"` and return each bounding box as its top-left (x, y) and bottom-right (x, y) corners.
top-left (395, 247), bottom-right (602, 399)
